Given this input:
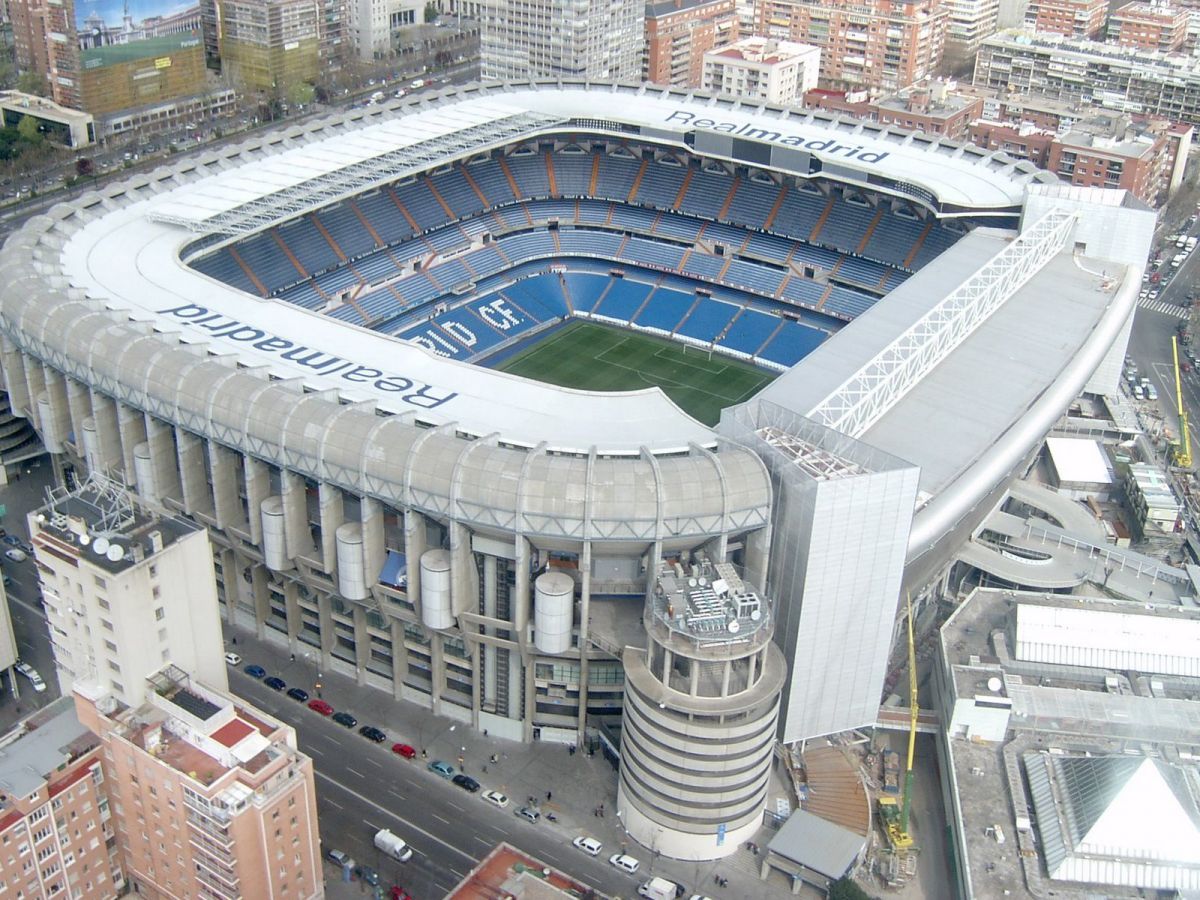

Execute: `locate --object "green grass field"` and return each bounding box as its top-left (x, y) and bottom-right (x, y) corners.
top-left (495, 320), bottom-right (776, 425)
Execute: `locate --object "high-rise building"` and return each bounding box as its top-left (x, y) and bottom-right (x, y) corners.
top-left (644, 0), bottom-right (740, 89)
top-left (0, 699), bottom-right (124, 899)
top-left (701, 37), bottom-right (820, 104)
top-left (1023, 0), bottom-right (1106, 38)
top-left (7, 0), bottom-right (231, 135)
top-left (1107, 1), bottom-right (1188, 52)
top-left (480, 0), bottom-right (642, 81)
top-left (974, 29), bottom-right (1200, 126)
top-left (31, 475), bottom-right (228, 708)
top-left (74, 668), bottom-right (322, 900)
top-left (219, 0), bottom-right (322, 93)
top-left (755, 0), bottom-right (948, 92)
top-left (943, 0), bottom-right (1000, 71)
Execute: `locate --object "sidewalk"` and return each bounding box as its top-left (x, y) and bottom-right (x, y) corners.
top-left (228, 623), bottom-right (809, 899)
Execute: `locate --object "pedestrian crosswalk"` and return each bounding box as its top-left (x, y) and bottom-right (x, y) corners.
top-left (1138, 297), bottom-right (1190, 318)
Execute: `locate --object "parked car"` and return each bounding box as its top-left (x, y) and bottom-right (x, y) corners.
top-left (359, 725), bottom-right (387, 743)
top-left (354, 865), bottom-right (381, 887)
top-left (332, 712), bottom-right (357, 728)
top-left (224, 652), bottom-right (242, 666)
top-left (573, 836), bottom-right (602, 856)
top-left (326, 849), bottom-right (355, 869)
top-left (4, 549), bottom-right (26, 563)
top-left (427, 760), bottom-right (454, 778)
top-left (243, 664), bottom-right (267, 679)
top-left (391, 743), bottom-right (417, 759)
top-left (286, 687), bottom-right (310, 703)
top-left (263, 676), bottom-right (286, 691)
top-left (515, 805), bottom-right (541, 823)
top-left (481, 790), bottom-right (508, 809)
top-left (609, 853), bottom-right (640, 874)
top-left (1, 535), bottom-right (21, 548)
top-left (452, 774), bottom-right (480, 793)
top-left (15, 661), bottom-right (45, 692)
top-left (308, 699), bottom-right (334, 715)
top-left (389, 888), bottom-right (414, 900)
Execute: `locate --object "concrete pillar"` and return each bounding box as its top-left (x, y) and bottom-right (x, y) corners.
top-left (404, 512), bottom-right (427, 614)
top-left (64, 378), bottom-right (91, 455)
top-left (22, 357), bottom-right (46, 432)
top-left (144, 417), bottom-right (181, 502)
top-left (482, 555), bottom-right (497, 711)
top-left (88, 392), bottom-right (123, 477)
top-left (515, 537), bottom-right (535, 739)
top-left (744, 526), bottom-right (770, 595)
top-left (175, 430), bottom-right (211, 515)
top-left (116, 403), bottom-right (147, 484)
top-left (244, 456), bottom-right (269, 545)
top-left (352, 606), bottom-right (369, 687)
top-left (360, 497), bottom-right (385, 591)
top-left (283, 580), bottom-right (302, 649)
top-left (0, 340), bottom-right (30, 419)
top-left (317, 482), bottom-right (343, 574)
top-left (39, 371), bottom-right (71, 455)
top-left (316, 590), bottom-right (334, 671)
top-left (448, 520), bottom-right (472, 619)
top-left (575, 541), bottom-right (592, 741)
top-left (389, 618), bottom-right (407, 701)
top-left (208, 442), bottom-right (240, 529)
top-left (250, 564), bottom-right (271, 641)
top-left (282, 471), bottom-right (314, 561)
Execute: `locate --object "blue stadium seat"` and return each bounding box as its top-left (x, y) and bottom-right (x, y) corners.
top-left (910, 224), bottom-right (961, 269)
top-left (428, 169), bottom-right (486, 220)
top-left (758, 320), bottom-right (826, 367)
top-left (781, 278), bottom-right (826, 307)
top-left (558, 230), bottom-right (624, 257)
top-left (500, 278), bottom-right (570, 321)
top-left (234, 233), bottom-right (300, 293)
top-left (678, 169), bottom-right (731, 219)
top-left (397, 319), bottom-right (471, 360)
top-left (653, 216), bottom-right (703, 242)
top-left (633, 162), bottom-right (686, 209)
top-left (576, 200), bottom-right (611, 224)
top-left (675, 297), bottom-right (737, 342)
top-left (466, 160), bottom-right (516, 206)
top-left (611, 206), bottom-right (658, 231)
top-left (354, 193), bottom-right (412, 244)
top-left (553, 153), bottom-right (594, 196)
top-left (594, 279), bottom-right (654, 321)
top-left (772, 189), bottom-right (827, 241)
top-left (563, 273), bottom-right (611, 311)
top-left (742, 232), bottom-right (794, 264)
top-left (815, 201), bottom-right (875, 252)
top-left (622, 237), bottom-right (685, 270)
top-left (594, 155), bottom-right (641, 201)
top-left (468, 292), bottom-right (545, 339)
top-left (822, 285), bottom-right (877, 319)
top-left (863, 214), bottom-right (924, 267)
top-left (682, 253), bottom-right (724, 281)
top-left (724, 180), bottom-right (777, 231)
top-left (316, 205), bottom-right (377, 259)
top-left (494, 207), bottom-right (530, 230)
top-left (192, 249), bottom-right (260, 295)
top-left (504, 154), bottom-right (551, 197)
top-left (833, 255), bottom-right (888, 288)
top-left (719, 309), bottom-right (780, 355)
top-left (634, 288), bottom-right (693, 332)
top-left (394, 180), bottom-right (448, 232)
top-left (723, 260), bottom-right (784, 297)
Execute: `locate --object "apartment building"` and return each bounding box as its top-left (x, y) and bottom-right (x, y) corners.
top-left (1023, 0), bottom-right (1106, 38)
top-left (480, 0), bottom-right (643, 81)
top-left (644, 0), bottom-right (739, 88)
top-left (31, 475), bottom-right (228, 709)
top-left (0, 699), bottom-right (123, 900)
top-left (701, 36), bottom-right (820, 104)
top-left (74, 668), bottom-right (322, 900)
top-left (974, 29), bottom-right (1200, 125)
top-left (805, 79), bottom-right (984, 139)
top-left (943, 0), bottom-right (1000, 71)
top-left (1107, 0), bottom-right (1188, 52)
top-left (755, 0), bottom-right (948, 92)
top-left (219, 0), bottom-right (322, 92)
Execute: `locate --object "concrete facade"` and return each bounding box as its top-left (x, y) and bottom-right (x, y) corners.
top-left (701, 37), bottom-right (820, 105)
top-left (480, 0), bottom-right (642, 81)
top-left (644, 0), bottom-right (740, 89)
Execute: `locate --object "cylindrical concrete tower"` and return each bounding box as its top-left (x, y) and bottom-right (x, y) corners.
top-left (617, 558), bottom-right (786, 861)
top-left (420, 548), bottom-right (453, 630)
top-left (533, 570), bottom-right (574, 654)
top-left (335, 523), bottom-right (368, 601)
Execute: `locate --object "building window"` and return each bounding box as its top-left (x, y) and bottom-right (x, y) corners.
top-left (93, 576), bottom-right (105, 589)
top-left (154, 608), bottom-right (164, 621)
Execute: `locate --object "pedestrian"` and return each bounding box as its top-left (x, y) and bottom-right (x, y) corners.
top-left (289, 652), bottom-right (295, 662)
top-left (714, 874), bottom-right (720, 886)
top-left (421, 748), bottom-right (428, 759)
top-left (568, 745), bottom-right (575, 756)
top-left (483, 729), bottom-right (488, 737)
top-left (546, 790), bottom-right (552, 801)
top-left (482, 765), bottom-right (488, 774)
top-left (231, 636), bottom-right (237, 646)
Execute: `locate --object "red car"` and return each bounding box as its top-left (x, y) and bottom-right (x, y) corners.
top-left (307, 699), bottom-right (334, 716)
top-left (389, 887), bottom-right (414, 900)
top-left (391, 743), bottom-right (417, 759)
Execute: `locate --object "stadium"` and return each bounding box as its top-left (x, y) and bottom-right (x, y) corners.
top-left (0, 81), bottom-right (1151, 860)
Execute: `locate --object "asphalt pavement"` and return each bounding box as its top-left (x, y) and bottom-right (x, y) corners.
top-left (226, 623), bottom-right (803, 900)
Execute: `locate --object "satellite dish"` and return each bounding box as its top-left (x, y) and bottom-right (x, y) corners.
top-left (92, 537), bottom-right (110, 555)
top-left (106, 544), bottom-right (125, 562)
top-left (79, 534), bottom-right (91, 546)
top-left (728, 619), bottom-right (740, 634)
top-left (687, 578), bottom-right (697, 587)
top-left (987, 677), bottom-right (1002, 692)
top-left (34, 514), bottom-right (45, 524)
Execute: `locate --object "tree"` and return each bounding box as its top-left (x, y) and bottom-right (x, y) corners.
top-left (16, 115), bottom-right (42, 145)
top-left (827, 877), bottom-right (872, 900)
top-left (424, 1), bottom-right (439, 22)
top-left (285, 80), bottom-right (315, 108)
top-left (75, 158), bottom-right (94, 179)
top-left (16, 71), bottom-right (45, 97)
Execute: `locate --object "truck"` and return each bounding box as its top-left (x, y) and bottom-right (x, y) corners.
top-left (637, 876), bottom-right (682, 900)
top-left (373, 829), bottom-right (413, 862)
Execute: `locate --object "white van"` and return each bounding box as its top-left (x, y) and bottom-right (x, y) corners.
top-left (609, 852), bottom-right (641, 874)
top-left (373, 829), bottom-right (413, 862)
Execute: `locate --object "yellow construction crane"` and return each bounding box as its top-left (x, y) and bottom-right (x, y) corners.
top-left (901, 591), bottom-right (918, 834)
top-left (1171, 336), bottom-right (1192, 468)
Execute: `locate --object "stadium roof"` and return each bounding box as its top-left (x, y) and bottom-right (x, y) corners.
top-left (145, 83), bottom-right (1047, 234)
top-left (1025, 752), bottom-right (1200, 890)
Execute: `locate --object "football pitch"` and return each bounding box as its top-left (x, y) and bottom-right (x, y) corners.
top-left (494, 320), bottom-right (776, 425)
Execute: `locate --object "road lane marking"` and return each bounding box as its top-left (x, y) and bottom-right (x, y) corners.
top-left (346, 767), bottom-right (364, 778)
top-left (313, 771), bottom-right (476, 865)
